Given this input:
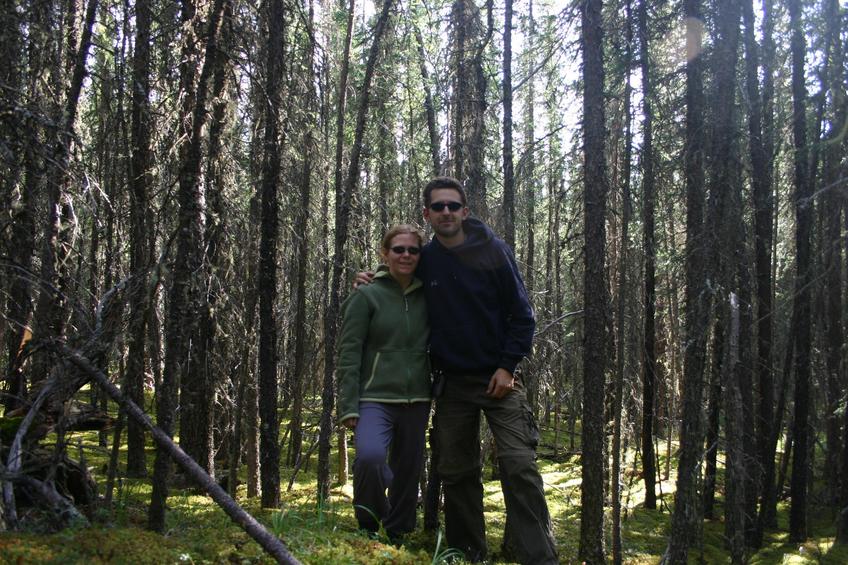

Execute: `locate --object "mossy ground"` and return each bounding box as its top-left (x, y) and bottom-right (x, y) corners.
top-left (1, 407), bottom-right (846, 563)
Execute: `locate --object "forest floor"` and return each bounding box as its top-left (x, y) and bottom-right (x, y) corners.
top-left (0, 420), bottom-right (846, 564)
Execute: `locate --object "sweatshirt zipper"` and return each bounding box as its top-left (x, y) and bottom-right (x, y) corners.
top-left (404, 292), bottom-right (411, 400)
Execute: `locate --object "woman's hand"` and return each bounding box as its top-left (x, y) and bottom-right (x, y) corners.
top-left (342, 417), bottom-right (359, 429)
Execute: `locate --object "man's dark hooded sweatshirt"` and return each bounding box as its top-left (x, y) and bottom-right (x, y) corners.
top-left (416, 218), bottom-right (535, 380)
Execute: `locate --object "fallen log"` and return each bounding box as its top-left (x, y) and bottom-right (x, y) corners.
top-left (60, 343), bottom-right (301, 565)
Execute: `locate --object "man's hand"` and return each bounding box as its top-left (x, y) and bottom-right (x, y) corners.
top-left (342, 417), bottom-right (359, 429)
top-left (353, 271), bottom-right (375, 289)
top-left (486, 368), bottom-right (515, 399)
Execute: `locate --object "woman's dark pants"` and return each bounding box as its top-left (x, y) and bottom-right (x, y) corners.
top-left (353, 401), bottom-right (430, 536)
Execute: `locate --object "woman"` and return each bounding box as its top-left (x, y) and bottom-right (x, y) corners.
top-left (337, 224), bottom-right (431, 540)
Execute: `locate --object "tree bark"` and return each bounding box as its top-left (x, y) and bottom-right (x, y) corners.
top-left (287, 0), bottom-right (318, 470)
top-left (188, 0), bottom-right (233, 479)
top-left (827, 0), bottom-right (848, 544)
top-left (741, 0), bottom-right (775, 546)
top-left (257, 0), bottom-right (285, 508)
top-left (612, 4), bottom-right (632, 562)
top-left (449, 0), bottom-right (489, 217)
top-left (579, 0), bottom-right (608, 561)
top-left (756, 0), bottom-right (780, 532)
top-left (819, 0), bottom-right (844, 508)
top-left (414, 27), bottom-right (441, 175)
top-left (664, 1), bottom-right (707, 560)
top-left (704, 0), bottom-right (742, 532)
top-left (724, 294), bottom-right (746, 564)
top-left (501, 0), bottom-right (515, 249)
top-left (522, 0), bottom-right (537, 298)
top-left (125, 0), bottom-right (153, 478)
top-left (787, 0), bottom-right (812, 542)
top-left (1, 0), bottom-right (34, 414)
top-left (149, 0), bottom-right (228, 531)
top-left (702, 319), bottom-right (723, 521)
top-left (317, 0), bottom-right (355, 503)
top-left (30, 0), bottom-right (98, 389)
top-left (0, 0), bottom-right (23, 219)
top-left (318, 0), bottom-right (394, 500)
top-left (637, 0), bottom-right (657, 511)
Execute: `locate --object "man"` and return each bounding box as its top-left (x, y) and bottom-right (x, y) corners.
top-left (359, 176), bottom-right (557, 563)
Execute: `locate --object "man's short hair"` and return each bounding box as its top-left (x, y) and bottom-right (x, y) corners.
top-left (423, 176), bottom-right (468, 207)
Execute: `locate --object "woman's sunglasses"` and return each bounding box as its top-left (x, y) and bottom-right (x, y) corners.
top-left (390, 246), bottom-right (420, 255)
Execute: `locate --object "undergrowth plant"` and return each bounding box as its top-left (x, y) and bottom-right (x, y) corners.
top-left (430, 529), bottom-right (464, 565)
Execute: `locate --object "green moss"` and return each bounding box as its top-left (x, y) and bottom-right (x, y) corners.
top-left (0, 527), bottom-right (184, 564)
top-left (4, 402), bottom-right (847, 564)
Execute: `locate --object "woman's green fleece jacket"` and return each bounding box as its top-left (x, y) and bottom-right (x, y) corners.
top-left (337, 270), bottom-right (431, 423)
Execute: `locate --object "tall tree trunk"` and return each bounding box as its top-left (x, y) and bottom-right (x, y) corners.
top-left (0, 0), bottom-right (32, 414)
top-left (149, 0), bottom-right (228, 531)
top-left (287, 0), bottom-right (318, 470)
top-left (701, 0), bottom-right (743, 531)
top-left (501, 0), bottom-right (515, 248)
top-left (318, 0), bottom-right (394, 500)
top-left (500, 0), bottom-right (522, 531)
top-left (257, 0), bottom-right (285, 508)
top-left (742, 0), bottom-right (774, 545)
top-left (612, 4), bottom-right (633, 562)
top-left (449, 0), bottom-right (467, 181)
top-left (756, 0), bottom-right (779, 532)
top-left (707, 0), bottom-right (743, 533)
top-left (316, 0), bottom-right (355, 503)
top-left (664, 1), bottom-right (707, 560)
top-left (579, 0), bottom-right (608, 561)
top-left (414, 27), bottom-right (441, 175)
top-left (30, 0), bottom-right (98, 388)
top-left (0, 0), bottom-right (23, 210)
top-left (818, 0), bottom-right (844, 507)
top-left (733, 217), bottom-right (757, 546)
top-left (175, 0), bottom-right (231, 478)
top-left (468, 0), bottom-right (491, 220)
top-left (637, 0), bottom-right (657, 511)
top-left (522, 0), bottom-right (537, 296)
top-left (3, 148), bottom-right (37, 411)
top-left (245, 351), bottom-right (260, 498)
top-left (823, 0), bottom-right (848, 543)
top-left (449, 0), bottom-right (489, 217)
top-left (125, 0), bottom-right (153, 478)
top-left (702, 320), bottom-right (723, 520)
top-left (787, 0), bottom-right (812, 542)
top-left (724, 294), bottom-right (746, 564)
top-left (188, 0), bottom-right (233, 480)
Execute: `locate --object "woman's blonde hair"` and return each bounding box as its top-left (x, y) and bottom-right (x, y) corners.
top-left (380, 224), bottom-right (424, 255)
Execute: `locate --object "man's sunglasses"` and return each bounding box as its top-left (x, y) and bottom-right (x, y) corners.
top-left (390, 246), bottom-right (420, 255)
top-left (429, 201), bottom-right (464, 212)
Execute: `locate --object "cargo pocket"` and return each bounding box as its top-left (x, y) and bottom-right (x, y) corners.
top-left (524, 406), bottom-right (540, 449)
